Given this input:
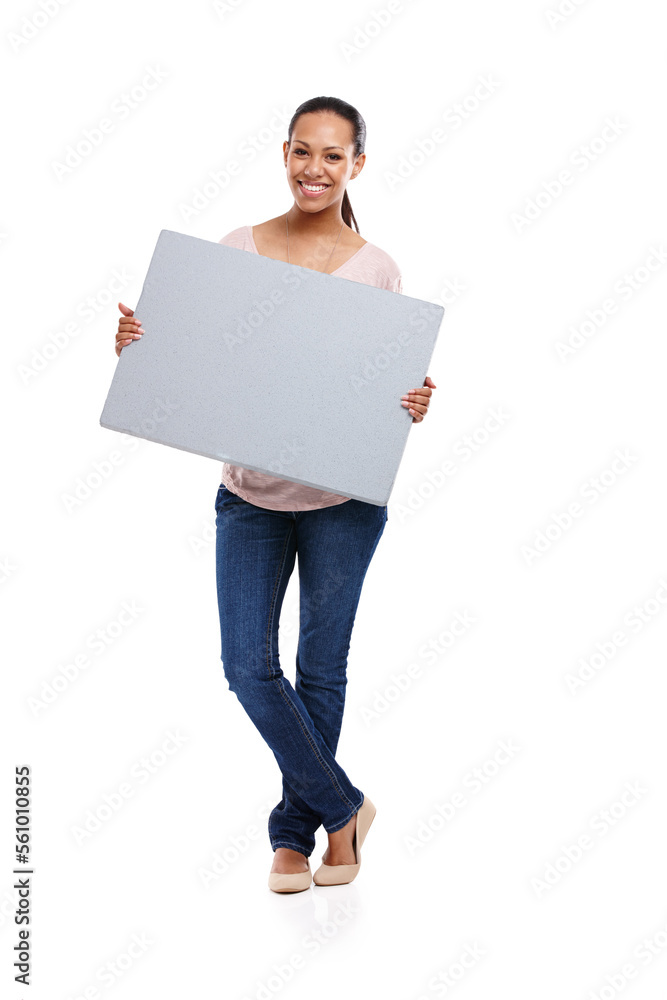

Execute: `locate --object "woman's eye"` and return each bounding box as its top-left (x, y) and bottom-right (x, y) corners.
top-left (294, 150), bottom-right (340, 160)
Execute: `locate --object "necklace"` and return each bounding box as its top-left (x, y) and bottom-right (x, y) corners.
top-left (285, 214), bottom-right (345, 275)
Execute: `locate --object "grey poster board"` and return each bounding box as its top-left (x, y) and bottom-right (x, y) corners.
top-left (99, 230), bottom-right (444, 506)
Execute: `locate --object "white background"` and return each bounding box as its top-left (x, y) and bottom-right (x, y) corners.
top-left (3, 1), bottom-right (667, 998)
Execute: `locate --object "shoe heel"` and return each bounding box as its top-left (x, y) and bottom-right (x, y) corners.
top-left (313, 795), bottom-right (376, 886)
top-left (355, 796), bottom-right (376, 863)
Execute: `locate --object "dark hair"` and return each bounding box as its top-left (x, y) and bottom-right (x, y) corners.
top-left (287, 96), bottom-right (366, 234)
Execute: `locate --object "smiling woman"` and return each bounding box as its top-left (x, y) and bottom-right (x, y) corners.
top-left (216, 96), bottom-right (420, 509)
top-left (113, 94), bottom-right (436, 897)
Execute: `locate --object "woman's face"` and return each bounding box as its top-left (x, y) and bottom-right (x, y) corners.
top-left (283, 112), bottom-right (365, 213)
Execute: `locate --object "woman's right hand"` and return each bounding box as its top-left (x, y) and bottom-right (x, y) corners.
top-left (115, 301), bottom-right (144, 357)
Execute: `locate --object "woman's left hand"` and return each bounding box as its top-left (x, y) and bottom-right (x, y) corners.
top-left (401, 376), bottom-right (436, 423)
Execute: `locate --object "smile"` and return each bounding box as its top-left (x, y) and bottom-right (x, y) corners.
top-left (298, 181), bottom-right (331, 195)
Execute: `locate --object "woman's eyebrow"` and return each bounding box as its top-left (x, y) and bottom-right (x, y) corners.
top-left (293, 140), bottom-right (345, 151)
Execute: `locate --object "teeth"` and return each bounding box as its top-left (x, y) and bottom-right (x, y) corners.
top-left (301, 182), bottom-right (328, 191)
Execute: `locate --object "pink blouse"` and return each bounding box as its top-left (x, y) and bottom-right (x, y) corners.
top-left (217, 225), bottom-right (403, 511)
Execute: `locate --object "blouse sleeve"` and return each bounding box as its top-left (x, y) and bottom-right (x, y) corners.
top-left (385, 273), bottom-right (403, 294)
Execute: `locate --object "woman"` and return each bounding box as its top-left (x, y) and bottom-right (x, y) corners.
top-left (115, 96), bottom-right (436, 893)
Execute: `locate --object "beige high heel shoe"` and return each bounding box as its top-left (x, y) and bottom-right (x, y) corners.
top-left (313, 796), bottom-right (376, 886)
top-left (268, 858), bottom-right (312, 893)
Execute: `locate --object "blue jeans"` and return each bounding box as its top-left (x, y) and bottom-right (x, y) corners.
top-left (214, 484), bottom-right (387, 857)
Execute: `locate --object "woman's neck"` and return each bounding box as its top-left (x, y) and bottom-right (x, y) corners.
top-left (284, 206), bottom-right (347, 240)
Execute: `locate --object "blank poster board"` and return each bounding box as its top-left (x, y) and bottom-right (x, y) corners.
top-left (100, 230), bottom-right (444, 506)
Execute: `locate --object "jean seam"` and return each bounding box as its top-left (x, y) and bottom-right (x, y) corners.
top-left (264, 525), bottom-right (358, 818)
top-left (320, 514), bottom-right (386, 829)
top-left (325, 794), bottom-right (365, 834)
top-left (271, 840), bottom-right (312, 856)
top-left (275, 677), bottom-right (358, 811)
top-left (339, 515), bottom-right (386, 656)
